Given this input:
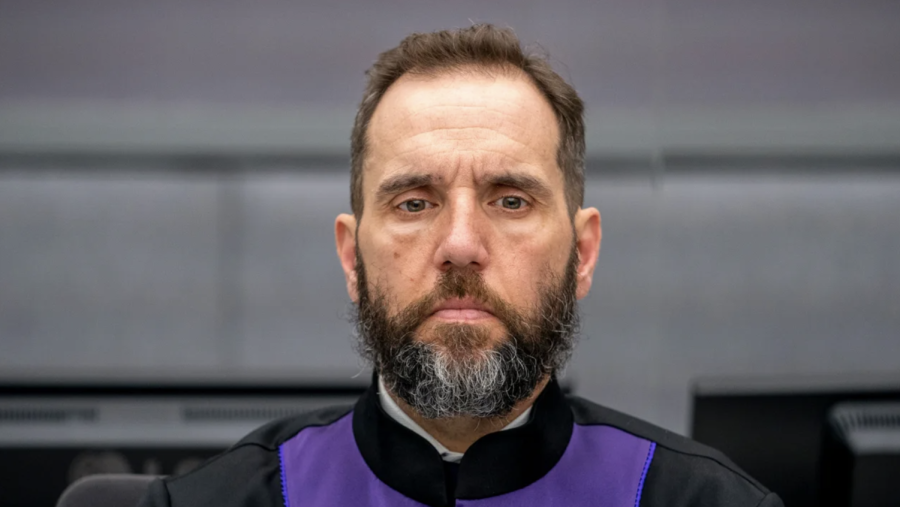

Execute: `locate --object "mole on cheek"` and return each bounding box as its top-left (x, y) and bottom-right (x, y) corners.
top-left (393, 251), bottom-right (401, 259)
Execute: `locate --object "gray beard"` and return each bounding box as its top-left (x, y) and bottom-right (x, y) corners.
top-left (385, 337), bottom-right (541, 419)
top-left (353, 244), bottom-right (579, 419)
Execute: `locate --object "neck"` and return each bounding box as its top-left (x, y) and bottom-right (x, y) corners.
top-left (386, 376), bottom-right (550, 454)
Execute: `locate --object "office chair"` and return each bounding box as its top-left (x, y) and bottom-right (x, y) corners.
top-left (56, 474), bottom-right (157, 507)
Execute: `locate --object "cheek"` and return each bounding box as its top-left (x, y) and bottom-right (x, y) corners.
top-left (487, 226), bottom-right (571, 302)
top-left (362, 229), bottom-right (435, 302)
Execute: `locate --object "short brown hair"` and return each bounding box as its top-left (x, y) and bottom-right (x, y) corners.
top-left (350, 24), bottom-right (585, 217)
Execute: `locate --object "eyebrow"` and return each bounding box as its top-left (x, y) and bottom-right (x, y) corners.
top-left (485, 173), bottom-right (553, 201)
top-left (375, 173), bottom-right (435, 202)
top-left (374, 171), bottom-right (553, 203)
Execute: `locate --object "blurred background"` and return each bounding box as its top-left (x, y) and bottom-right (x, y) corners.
top-left (1, 1), bottom-right (899, 506)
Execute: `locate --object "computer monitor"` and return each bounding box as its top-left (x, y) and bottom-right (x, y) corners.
top-left (818, 401), bottom-right (900, 507)
top-left (691, 374), bottom-right (900, 507)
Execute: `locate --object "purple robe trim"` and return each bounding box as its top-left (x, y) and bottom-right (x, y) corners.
top-left (279, 445), bottom-right (291, 507)
top-left (635, 442), bottom-right (657, 507)
top-left (279, 411), bottom-right (656, 507)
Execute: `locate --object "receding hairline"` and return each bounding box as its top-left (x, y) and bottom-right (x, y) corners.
top-left (395, 60), bottom-right (536, 81)
top-left (360, 63), bottom-right (563, 171)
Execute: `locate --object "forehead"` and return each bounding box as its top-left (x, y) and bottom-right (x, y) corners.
top-left (364, 69), bottom-right (561, 190)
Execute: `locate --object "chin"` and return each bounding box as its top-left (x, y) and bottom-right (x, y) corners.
top-left (417, 321), bottom-right (505, 354)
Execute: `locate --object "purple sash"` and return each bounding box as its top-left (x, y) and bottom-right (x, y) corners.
top-left (279, 412), bottom-right (656, 507)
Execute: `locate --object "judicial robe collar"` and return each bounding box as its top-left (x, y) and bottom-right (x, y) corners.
top-left (352, 375), bottom-right (574, 506)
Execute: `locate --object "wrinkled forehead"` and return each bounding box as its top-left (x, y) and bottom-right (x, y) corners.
top-left (363, 69), bottom-right (562, 188)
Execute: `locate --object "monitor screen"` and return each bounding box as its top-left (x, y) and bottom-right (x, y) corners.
top-left (691, 374), bottom-right (900, 507)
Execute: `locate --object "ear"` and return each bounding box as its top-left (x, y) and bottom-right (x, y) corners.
top-left (573, 207), bottom-right (602, 300)
top-left (335, 213), bottom-right (359, 302)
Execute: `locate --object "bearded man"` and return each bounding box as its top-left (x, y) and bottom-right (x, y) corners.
top-left (138, 25), bottom-right (783, 507)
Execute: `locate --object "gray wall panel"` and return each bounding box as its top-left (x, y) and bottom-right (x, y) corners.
top-left (574, 176), bottom-right (900, 432)
top-left (3, 1), bottom-right (898, 106)
top-left (236, 174), bottom-right (359, 371)
top-left (568, 181), bottom-right (667, 427)
top-left (0, 176), bottom-right (221, 369)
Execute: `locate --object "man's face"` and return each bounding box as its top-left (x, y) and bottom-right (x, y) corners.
top-left (336, 69), bottom-right (601, 417)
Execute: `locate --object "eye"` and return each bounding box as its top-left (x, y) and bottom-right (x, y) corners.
top-left (398, 199), bottom-right (433, 213)
top-left (495, 196), bottom-right (528, 210)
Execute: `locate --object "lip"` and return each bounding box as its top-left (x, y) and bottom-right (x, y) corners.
top-left (429, 297), bottom-right (495, 322)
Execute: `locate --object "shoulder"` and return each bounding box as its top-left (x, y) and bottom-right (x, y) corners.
top-left (567, 395), bottom-right (750, 475)
top-left (137, 404), bottom-right (353, 507)
top-left (567, 396), bottom-right (784, 507)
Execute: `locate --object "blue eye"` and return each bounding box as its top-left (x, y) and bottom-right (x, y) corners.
top-left (399, 199), bottom-right (431, 212)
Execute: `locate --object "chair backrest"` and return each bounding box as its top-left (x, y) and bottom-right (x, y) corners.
top-left (56, 474), bottom-right (158, 507)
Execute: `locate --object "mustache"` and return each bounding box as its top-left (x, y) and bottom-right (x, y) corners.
top-left (387, 268), bottom-right (528, 339)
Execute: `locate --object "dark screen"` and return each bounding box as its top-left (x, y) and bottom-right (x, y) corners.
top-left (691, 383), bottom-right (900, 507)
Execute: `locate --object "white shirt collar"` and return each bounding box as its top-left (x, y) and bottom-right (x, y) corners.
top-left (377, 376), bottom-right (532, 464)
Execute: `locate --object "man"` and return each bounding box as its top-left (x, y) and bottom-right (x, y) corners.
top-left (139, 25), bottom-right (783, 507)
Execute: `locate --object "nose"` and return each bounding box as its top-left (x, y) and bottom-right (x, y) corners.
top-left (433, 193), bottom-right (489, 270)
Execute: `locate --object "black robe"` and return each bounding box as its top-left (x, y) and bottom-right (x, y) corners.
top-left (138, 378), bottom-right (783, 507)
